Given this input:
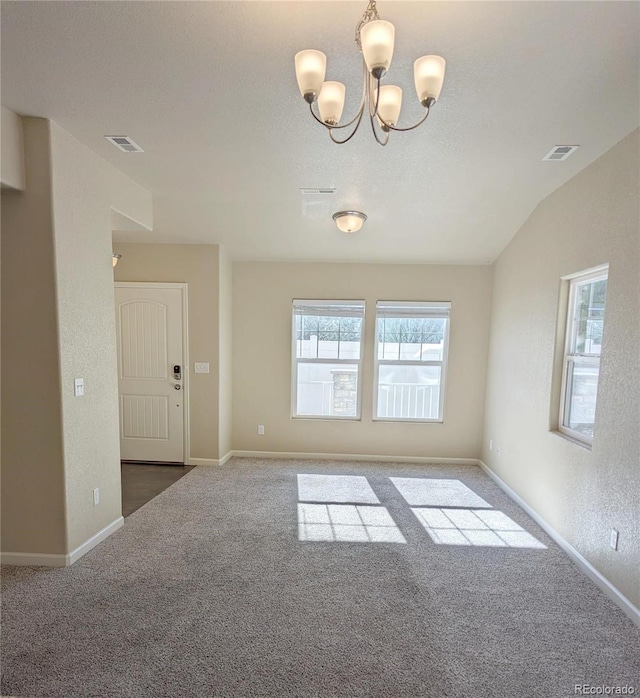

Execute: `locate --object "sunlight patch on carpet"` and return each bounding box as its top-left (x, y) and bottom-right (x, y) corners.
top-left (412, 507), bottom-right (546, 548)
top-left (298, 503), bottom-right (406, 543)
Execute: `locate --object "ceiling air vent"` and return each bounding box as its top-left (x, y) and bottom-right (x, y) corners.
top-left (105, 136), bottom-right (144, 153)
top-left (542, 145), bottom-right (579, 162)
top-left (299, 188), bottom-right (336, 195)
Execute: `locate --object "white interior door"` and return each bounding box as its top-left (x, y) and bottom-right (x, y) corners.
top-left (115, 284), bottom-right (185, 463)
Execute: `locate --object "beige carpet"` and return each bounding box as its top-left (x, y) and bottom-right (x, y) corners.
top-left (2, 458), bottom-right (638, 697)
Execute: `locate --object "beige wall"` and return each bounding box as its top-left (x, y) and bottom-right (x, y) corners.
top-left (1, 119), bottom-right (67, 554)
top-left (232, 262), bottom-right (492, 459)
top-left (1, 106), bottom-right (25, 190)
top-left (482, 129), bottom-right (640, 608)
top-left (218, 246), bottom-right (233, 459)
top-left (2, 117), bottom-right (152, 558)
top-left (113, 243), bottom-right (221, 461)
top-left (49, 123), bottom-right (125, 551)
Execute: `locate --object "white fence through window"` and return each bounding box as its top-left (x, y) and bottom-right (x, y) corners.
top-left (298, 379), bottom-right (440, 419)
top-left (378, 382), bottom-right (440, 419)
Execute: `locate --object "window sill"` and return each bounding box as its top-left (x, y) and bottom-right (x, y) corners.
top-left (372, 417), bottom-right (444, 424)
top-left (550, 430), bottom-right (592, 451)
top-left (292, 415), bottom-right (361, 422)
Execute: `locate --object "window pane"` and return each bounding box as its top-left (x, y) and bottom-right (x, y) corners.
top-left (564, 361), bottom-right (599, 439)
top-left (377, 365), bottom-right (441, 419)
top-left (572, 278), bottom-right (607, 355)
top-left (296, 315), bottom-right (318, 358)
top-left (297, 363), bottom-right (359, 417)
top-left (296, 316), bottom-right (362, 360)
top-left (378, 317), bottom-right (446, 361)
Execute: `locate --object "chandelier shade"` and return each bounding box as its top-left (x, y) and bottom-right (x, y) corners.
top-left (294, 0), bottom-right (446, 146)
top-left (294, 50), bottom-right (327, 101)
top-left (318, 81), bottom-right (347, 125)
top-left (112, 253), bottom-right (122, 267)
top-left (414, 55), bottom-right (446, 105)
top-left (360, 20), bottom-right (395, 77)
top-left (375, 85), bottom-right (403, 128)
top-left (332, 211), bottom-right (367, 234)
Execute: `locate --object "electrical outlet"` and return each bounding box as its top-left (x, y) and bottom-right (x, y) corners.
top-left (257, 425), bottom-right (265, 435)
top-left (610, 529), bottom-right (619, 551)
top-left (74, 378), bottom-right (84, 397)
top-left (489, 439), bottom-right (493, 452)
top-left (93, 487), bottom-right (100, 506)
top-left (496, 446), bottom-right (501, 457)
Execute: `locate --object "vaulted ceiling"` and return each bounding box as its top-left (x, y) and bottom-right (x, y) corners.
top-left (2, 1), bottom-right (638, 263)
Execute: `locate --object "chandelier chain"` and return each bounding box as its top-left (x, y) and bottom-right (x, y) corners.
top-left (354, 0), bottom-right (380, 49)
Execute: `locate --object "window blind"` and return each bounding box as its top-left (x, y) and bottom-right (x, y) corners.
top-left (376, 301), bottom-right (451, 319)
top-left (293, 299), bottom-right (366, 318)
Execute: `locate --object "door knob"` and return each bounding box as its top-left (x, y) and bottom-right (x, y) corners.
top-left (174, 384), bottom-right (181, 390)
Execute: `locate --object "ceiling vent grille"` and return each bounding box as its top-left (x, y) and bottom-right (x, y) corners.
top-left (542, 145), bottom-right (579, 161)
top-left (300, 188), bottom-right (336, 195)
top-left (105, 136), bottom-right (144, 153)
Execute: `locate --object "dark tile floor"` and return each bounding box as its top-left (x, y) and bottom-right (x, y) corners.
top-left (121, 462), bottom-right (195, 517)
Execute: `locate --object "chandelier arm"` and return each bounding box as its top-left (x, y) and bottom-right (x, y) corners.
top-left (368, 73), bottom-right (382, 118)
top-left (309, 101), bottom-right (366, 131)
top-left (308, 102), bottom-right (334, 130)
top-left (377, 107), bottom-right (432, 133)
top-left (333, 58), bottom-right (367, 130)
top-left (366, 74), bottom-right (389, 146)
top-left (368, 111), bottom-right (390, 146)
top-left (328, 105), bottom-right (366, 144)
top-left (307, 58), bottom-right (367, 133)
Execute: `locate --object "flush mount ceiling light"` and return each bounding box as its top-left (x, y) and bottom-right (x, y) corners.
top-left (333, 211), bottom-right (367, 234)
top-left (112, 254), bottom-right (122, 267)
top-left (294, 0), bottom-right (446, 146)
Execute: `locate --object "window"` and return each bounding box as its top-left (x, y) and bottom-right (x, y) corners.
top-left (292, 300), bottom-right (365, 419)
top-left (374, 301), bottom-right (450, 421)
top-left (559, 268), bottom-right (608, 444)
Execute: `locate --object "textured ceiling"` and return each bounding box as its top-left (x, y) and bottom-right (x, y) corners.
top-left (2, 1), bottom-right (638, 263)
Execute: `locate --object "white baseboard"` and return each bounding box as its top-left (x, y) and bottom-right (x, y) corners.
top-left (478, 459), bottom-right (640, 628)
top-left (189, 452), bottom-right (233, 467)
top-left (230, 450), bottom-right (478, 465)
top-left (218, 451), bottom-right (233, 466)
top-left (68, 517), bottom-right (124, 565)
top-left (2, 517), bottom-right (124, 568)
top-left (189, 458), bottom-right (218, 467)
top-left (0, 551), bottom-right (68, 567)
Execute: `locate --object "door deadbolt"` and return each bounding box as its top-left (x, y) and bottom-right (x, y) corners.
top-left (173, 364), bottom-right (182, 380)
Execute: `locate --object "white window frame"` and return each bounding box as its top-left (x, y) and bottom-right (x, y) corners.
top-left (291, 299), bottom-right (366, 420)
top-left (373, 301), bottom-right (451, 423)
top-left (558, 266), bottom-right (608, 446)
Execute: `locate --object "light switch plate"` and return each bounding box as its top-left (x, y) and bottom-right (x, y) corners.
top-left (74, 378), bottom-right (84, 397)
top-left (194, 362), bottom-right (210, 374)
top-left (610, 529), bottom-right (619, 551)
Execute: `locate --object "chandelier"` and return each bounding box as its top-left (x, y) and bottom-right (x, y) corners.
top-left (294, 0), bottom-right (446, 146)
